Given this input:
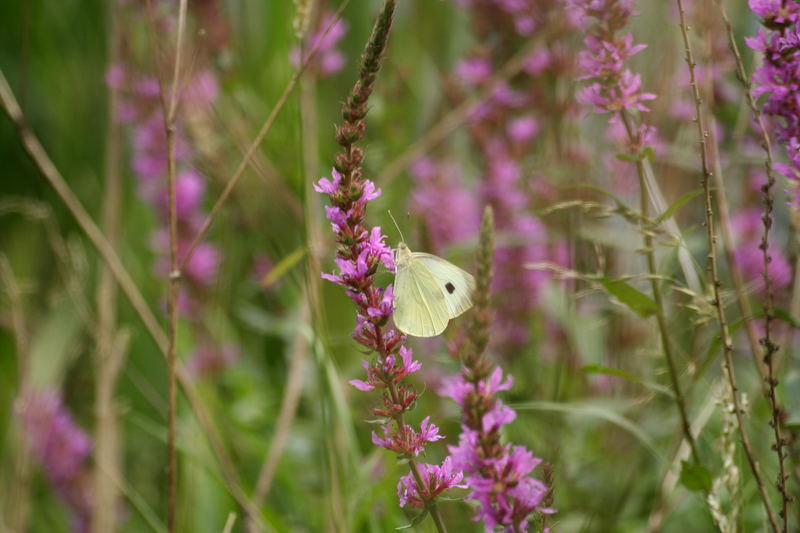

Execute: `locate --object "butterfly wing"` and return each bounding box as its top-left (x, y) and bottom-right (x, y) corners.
top-left (412, 252), bottom-right (475, 319)
top-left (393, 258), bottom-right (450, 337)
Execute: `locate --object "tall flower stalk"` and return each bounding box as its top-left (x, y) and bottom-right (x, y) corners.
top-left (442, 207), bottom-right (552, 533)
top-left (315, 2), bottom-right (458, 530)
top-left (675, 0), bottom-right (780, 529)
top-left (571, 0), bottom-right (701, 466)
top-left (744, 1), bottom-right (797, 527)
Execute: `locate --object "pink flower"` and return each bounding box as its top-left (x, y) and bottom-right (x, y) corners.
top-left (456, 57), bottom-right (493, 85)
top-left (183, 242), bottom-right (220, 286)
top-left (371, 416), bottom-right (444, 456)
top-left (507, 115), bottom-right (540, 144)
top-left (397, 457), bottom-right (466, 508)
top-left (409, 158), bottom-right (480, 251)
top-left (105, 63), bottom-right (126, 90)
top-left (19, 391), bottom-right (93, 532)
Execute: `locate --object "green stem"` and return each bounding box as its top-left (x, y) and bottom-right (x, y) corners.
top-left (620, 110), bottom-right (701, 466)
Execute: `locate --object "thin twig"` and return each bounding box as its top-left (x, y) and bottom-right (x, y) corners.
top-left (221, 513), bottom-right (237, 533)
top-left (180, 0), bottom-right (350, 271)
top-left (159, 0), bottom-right (188, 530)
top-left (708, 128), bottom-right (765, 377)
top-left (675, 3), bottom-right (780, 530)
top-left (0, 68), bottom-right (168, 352)
top-left (146, 0), bottom-right (189, 528)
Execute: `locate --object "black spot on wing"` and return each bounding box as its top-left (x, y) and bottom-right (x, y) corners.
top-left (445, 282), bottom-right (455, 294)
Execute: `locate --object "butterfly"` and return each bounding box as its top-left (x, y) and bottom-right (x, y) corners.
top-left (392, 241), bottom-right (476, 337)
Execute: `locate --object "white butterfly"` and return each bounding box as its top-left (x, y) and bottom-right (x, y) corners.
top-left (392, 242), bottom-right (476, 337)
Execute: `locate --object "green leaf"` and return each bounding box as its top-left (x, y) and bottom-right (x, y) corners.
top-left (597, 278), bottom-right (658, 318)
top-left (654, 189), bottom-right (703, 224)
top-left (565, 183), bottom-right (631, 211)
top-left (615, 152), bottom-right (639, 162)
top-left (396, 510), bottom-right (428, 529)
top-left (773, 307), bottom-right (800, 328)
top-left (513, 400), bottom-right (664, 462)
top-left (615, 146), bottom-right (655, 163)
top-left (260, 246), bottom-right (306, 288)
top-left (582, 364), bottom-right (675, 398)
top-left (582, 364), bottom-right (642, 384)
top-left (679, 460), bottom-right (712, 492)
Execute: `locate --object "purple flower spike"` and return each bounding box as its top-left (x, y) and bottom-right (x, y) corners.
top-left (19, 390), bottom-right (93, 532)
top-left (317, 3), bottom-right (455, 522)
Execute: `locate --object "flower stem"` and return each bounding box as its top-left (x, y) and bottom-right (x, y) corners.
top-left (379, 328), bottom-right (449, 533)
top-left (675, 3), bottom-right (780, 530)
top-left (620, 110), bottom-right (701, 466)
top-left (713, 2), bottom-right (791, 527)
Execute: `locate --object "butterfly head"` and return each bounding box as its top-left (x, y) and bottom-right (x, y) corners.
top-left (395, 242), bottom-right (412, 269)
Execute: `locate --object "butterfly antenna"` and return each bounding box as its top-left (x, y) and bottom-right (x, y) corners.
top-left (387, 210), bottom-right (406, 242)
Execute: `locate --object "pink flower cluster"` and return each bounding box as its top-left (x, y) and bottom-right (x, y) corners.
top-left (409, 0), bottom-right (573, 353)
top-left (19, 391), bottom-right (93, 533)
top-left (409, 158), bottom-right (480, 252)
top-left (315, 168), bottom-right (457, 491)
top-left (746, 0), bottom-right (800, 194)
top-left (442, 368), bottom-right (553, 531)
top-left (397, 457), bottom-right (467, 508)
top-left (108, 64), bottom-right (221, 316)
top-left (572, 0), bottom-right (655, 115)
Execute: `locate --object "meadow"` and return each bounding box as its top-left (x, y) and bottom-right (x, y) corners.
top-left (0, 0), bottom-right (798, 531)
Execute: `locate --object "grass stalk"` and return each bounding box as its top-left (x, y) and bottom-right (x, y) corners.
top-left (0, 256), bottom-right (32, 533)
top-left (145, 0), bottom-right (189, 528)
top-left (674, 3), bottom-right (779, 530)
top-left (92, 2), bottom-right (126, 530)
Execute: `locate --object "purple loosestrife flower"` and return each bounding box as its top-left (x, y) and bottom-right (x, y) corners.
top-left (397, 457), bottom-right (467, 509)
top-left (572, 0), bottom-right (655, 116)
top-left (442, 208), bottom-right (553, 532)
top-left (410, 0), bottom-right (575, 354)
top-left (109, 62), bottom-right (221, 317)
top-left (747, 0), bottom-right (800, 195)
top-left (187, 343), bottom-right (241, 379)
top-left (409, 157), bottom-right (480, 252)
top-left (19, 391), bottom-right (93, 533)
top-left (572, 0), bottom-right (662, 189)
top-left (443, 371), bottom-right (552, 531)
top-left (318, 1), bottom-right (456, 522)
top-left (315, 166), bottom-right (444, 448)
top-left (372, 416), bottom-right (444, 455)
